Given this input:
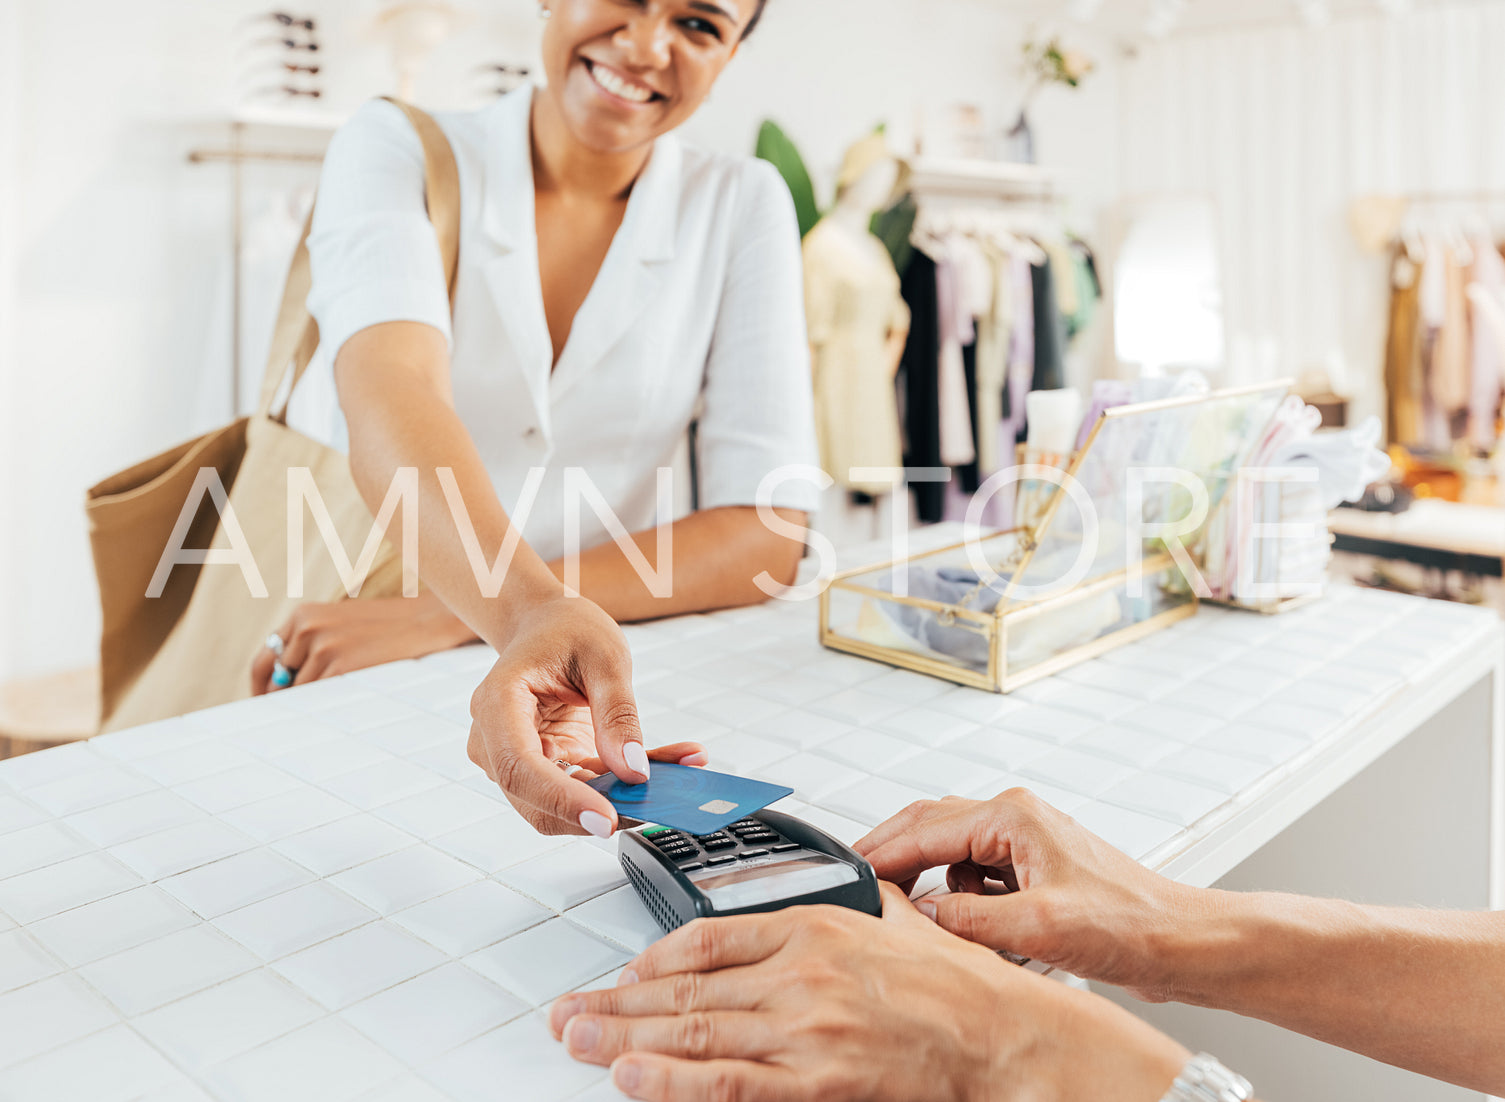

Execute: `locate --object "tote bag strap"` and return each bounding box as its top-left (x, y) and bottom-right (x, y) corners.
top-left (255, 98), bottom-right (464, 422)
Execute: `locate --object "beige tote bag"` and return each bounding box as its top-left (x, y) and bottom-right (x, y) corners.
top-left (87, 100), bottom-right (461, 732)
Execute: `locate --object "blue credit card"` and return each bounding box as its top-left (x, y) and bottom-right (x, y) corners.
top-left (588, 762), bottom-right (793, 836)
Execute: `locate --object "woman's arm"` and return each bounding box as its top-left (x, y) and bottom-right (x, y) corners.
top-left (335, 321), bottom-right (695, 836)
top-left (857, 792), bottom-right (1505, 1096)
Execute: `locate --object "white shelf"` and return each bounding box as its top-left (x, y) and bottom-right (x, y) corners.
top-left (905, 156), bottom-right (1059, 199)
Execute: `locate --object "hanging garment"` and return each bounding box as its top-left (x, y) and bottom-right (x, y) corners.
top-left (1468, 236), bottom-right (1505, 450)
top-left (899, 250), bottom-right (946, 523)
top-left (1065, 242), bottom-right (1101, 341)
top-left (935, 255), bottom-right (977, 467)
top-left (1044, 239), bottom-right (1079, 320)
top-left (1001, 256), bottom-right (1035, 446)
top-left (973, 242), bottom-right (1015, 475)
top-left (1383, 251), bottom-right (1424, 446)
top-left (802, 218), bottom-right (911, 494)
top-left (1031, 255), bottom-right (1068, 395)
top-left (1433, 249), bottom-right (1473, 417)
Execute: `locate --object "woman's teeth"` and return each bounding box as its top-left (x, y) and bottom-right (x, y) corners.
top-left (587, 62), bottom-right (655, 104)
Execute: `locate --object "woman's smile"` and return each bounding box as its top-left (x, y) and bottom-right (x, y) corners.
top-left (581, 58), bottom-right (666, 107)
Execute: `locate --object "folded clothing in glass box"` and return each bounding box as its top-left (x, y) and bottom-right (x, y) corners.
top-left (819, 382), bottom-right (1292, 693)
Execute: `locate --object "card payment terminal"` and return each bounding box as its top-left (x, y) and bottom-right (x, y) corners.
top-left (619, 809), bottom-right (882, 932)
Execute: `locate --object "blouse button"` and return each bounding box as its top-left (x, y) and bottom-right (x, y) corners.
top-left (524, 427), bottom-right (538, 439)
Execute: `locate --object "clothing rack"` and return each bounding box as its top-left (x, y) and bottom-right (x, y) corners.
top-left (905, 157), bottom-right (1060, 204)
top-left (187, 121), bottom-right (331, 417)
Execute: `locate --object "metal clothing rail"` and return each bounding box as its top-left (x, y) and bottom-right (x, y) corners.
top-left (186, 122), bottom-right (329, 416)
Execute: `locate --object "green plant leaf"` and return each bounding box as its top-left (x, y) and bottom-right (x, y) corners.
top-left (755, 120), bottom-right (822, 239)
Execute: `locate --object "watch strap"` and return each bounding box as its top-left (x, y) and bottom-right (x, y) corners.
top-left (1160, 1052), bottom-right (1254, 1102)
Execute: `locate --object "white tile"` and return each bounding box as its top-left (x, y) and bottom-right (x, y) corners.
top-left (132, 741), bottom-right (258, 787)
top-left (108, 819), bottom-right (257, 881)
top-left (930, 687), bottom-right (1026, 724)
top-left (821, 775), bottom-right (932, 827)
top-left (424, 1013), bottom-right (603, 1102)
top-left (317, 695), bottom-right (429, 734)
top-left (1243, 702), bottom-right (1339, 741)
top-left (793, 653), bottom-right (885, 688)
top-left (861, 668), bottom-right (954, 704)
top-left (28, 885), bottom-right (196, 968)
top-left (807, 687), bottom-right (901, 727)
top-left (871, 708), bottom-right (981, 749)
top-left (226, 714), bottom-right (347, 758)
top-left (494, 845), bottom-right (627, 912)
top-left (132, 969), bottom-right (323, 1070)
top-left (173, 762), bottom-right (303, 814)
top-left (320, 758), bottom-right (449, 809)
top-left (274, 737), bottom-right (395, 784)
top-left (737, 671), bottom-right (834, 708)
top-left (1000, 705), bottom-right (1099, 744)
top-left (91, 718), bottom-right (211, 763)
top-left (0, 742), bottom-right (102, 789)
top-left (1100, 772), bottom-right (1229, 828)
top-left (24, 766), bottom-right (156, 818)
top-left (947, 728), bottom-right (1056, 772)
top-left (566, 1077), bottom-right (635, 1102)
top-left (79, 925), bottom-right (258, 1016)
top-left (1057, 660), bottom-right (1183, 700)
top-left (1001, 780), bottom-right (1090, 815)
top-left (686, 690), bottom-right (790, 729)
top-left (204, 1017), bottom-right (408, 1102)
top-left (0, 972), bottom-right (117, 1070)
top-left (761, 752), bottom-right (864, 802)
top-left (408, 736), bottom-right (483, 781)
top-left (371, 784), bottom-right (501, 839)
top-left (631, 672), bottom-right (723, 709)
top-left (1068, 724), bottom-right (1181, 769)
top-left (819, 729), bottom-right (923, 773)
top-left (565, 886), bottom-right (665, 954)
top-left (684, 653), bottom-right (787, 688)
top-left (214, 881), bottom-right (378, 961)
top-left (640, 710), bottom-right (732, 746)
top-left (1115, 703), bottom-right (1223, 742)
top-left (179, 694), bottom-right (300, 735)
top-left (1069, 801), bottom-right (1183, 861)
top-left (880, 750), bottom-right (1006, 799)
top-left (1019, 748), bottom-right (1138, 798)
top-left (272, 676), bottom-right (381, 713)
top-left (1157, 747), bottom-right (1274, 796)
top-left (62, 790), bottom-right (206, 848)
top-left (699, 731), bottom-right (794, 774)
top-left (0, 853), bottom-right (142, 924)
top-left (342, 962), bottom-right (528, 1065)
top-left (0, 930), bottom-right (61, 993)
top-left (734, 710), bottom-right (854, 750)
top-left (1037, 684), bottom-right (1141, 723)
top-left (1281, 679), bottom-right (1376, 719)
top-left (430, 813), bottom-right (570, 874)
top-left (0, 793), bottom-right (45, 836)
top-left (1238, 648), bottom-right (1325, 680)
top-left (464, 920), bottom-right (629, 1006)
top-left (356, 713), bottom-right (466, 757)
top-left (272, 921), bottom-right (447, 1009)
top-left (220, 787), bottom-right (359, 843)
top-left (355, 1075), bottom-right (453, 1102)
top-left (1167, 681), bottom-right (1263, 720)
top-left (271, 814), bottom-right (417, 877)
top-left (159, 849), bottom-right (314, 918)
top-left (330, 845), bottom-right (483, 916)
top-left (390, 881), bottom-right (551, 957)
top-left (1198, 723), bottom-right (1311, 766)
top-left (0, 821), bottom-right (93, 879)
top-left (0, 1023), bottom-right (180, 1101)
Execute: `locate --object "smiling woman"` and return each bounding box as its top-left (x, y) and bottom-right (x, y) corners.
top-left (264, 0), bottom-right (818, 843)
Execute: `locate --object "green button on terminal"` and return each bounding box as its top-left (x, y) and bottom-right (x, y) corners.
top-left (642, 825), bottom-right (673, 837)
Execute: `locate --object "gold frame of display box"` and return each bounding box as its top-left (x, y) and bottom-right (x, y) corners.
top-left (818, 381), bottom-right (1292, 693)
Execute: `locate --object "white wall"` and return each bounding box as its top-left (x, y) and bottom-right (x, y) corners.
top-left (0, 0), bottom-right (1122, 684)
top-left (1115, 1), bottom-right (1505, 420)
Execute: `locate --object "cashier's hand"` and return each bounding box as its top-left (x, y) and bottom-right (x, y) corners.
top-left (468, 595), bottom-right (708, 838)
top-left (549, 882), bottom-right (1188, 1102)
top-left (856, 790), bottom-right (1204, 1001)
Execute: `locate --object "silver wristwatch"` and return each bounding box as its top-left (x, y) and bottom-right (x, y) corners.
top-left (1159, 1053), bottom-right (1254, 1102)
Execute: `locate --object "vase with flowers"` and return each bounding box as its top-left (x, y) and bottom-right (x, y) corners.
top-left (1004, 37), bottom-right (1095, 164)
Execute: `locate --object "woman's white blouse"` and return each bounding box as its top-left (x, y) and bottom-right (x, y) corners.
top-left (305, 86), bottom-right (820, 562)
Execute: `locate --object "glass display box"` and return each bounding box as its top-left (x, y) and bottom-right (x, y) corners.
top-left (819, 383), bottom-right (1291, 692)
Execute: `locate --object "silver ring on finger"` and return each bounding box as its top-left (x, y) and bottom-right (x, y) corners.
top-left (554, 758), bottom-right (585, 778)
top-left (265, 632), bottom-right (286, 658)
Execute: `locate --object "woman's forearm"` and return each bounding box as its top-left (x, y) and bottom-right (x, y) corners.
top-left (548, 506), bottom-right (806, 623)
top-left (1164, 891), bottom-right (1505, 1093)
top-left (336, 324), bottom-right (564, 650)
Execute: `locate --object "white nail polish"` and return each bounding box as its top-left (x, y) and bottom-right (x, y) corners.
top-left (623, 742), bottom-right (650, 779)
top-left (579, 810), bottom-right (614, 839)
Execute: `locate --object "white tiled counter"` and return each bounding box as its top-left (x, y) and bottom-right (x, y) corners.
top-left (0, 582), bottom-right (1500, 1101)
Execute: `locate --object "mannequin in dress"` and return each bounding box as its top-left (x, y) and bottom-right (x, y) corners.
top-left (803, 132), bottom-right (911, 497)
